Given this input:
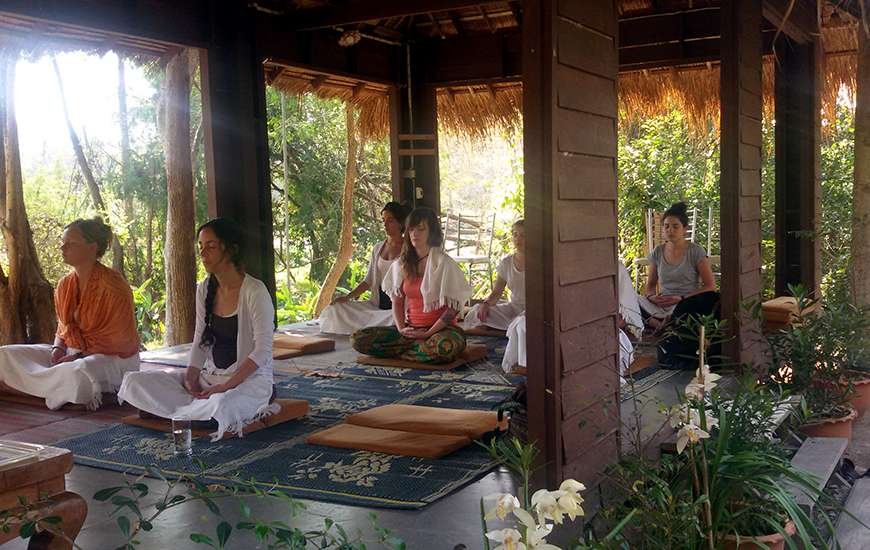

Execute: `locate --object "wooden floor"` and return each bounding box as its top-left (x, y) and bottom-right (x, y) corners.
top-left (0, 395), bottom-right (136, 445)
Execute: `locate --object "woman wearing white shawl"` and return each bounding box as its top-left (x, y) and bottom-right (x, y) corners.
top-left (351, 207), bottom-right (473, 364)
top-left (318, 202), bottom-right (407, 334)
top-left (119, 219), bottom-right (279, 441)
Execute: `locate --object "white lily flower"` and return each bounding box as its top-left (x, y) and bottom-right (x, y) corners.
top-left (527, 523), bottom-right (561, 550)
top-left (485, 493), bottom-right (522, 520)
top-left (676, 423), bottom-right (710, 454)
top-left (531, 489), bottom-right (566, 525)
top-left (486, 528), bottom-right (526, 550)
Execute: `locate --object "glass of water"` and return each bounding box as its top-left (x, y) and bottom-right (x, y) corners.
top-left (171, 418), bottom-right (193, 457)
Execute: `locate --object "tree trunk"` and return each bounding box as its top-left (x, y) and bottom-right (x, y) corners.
top-left (118, 55), bottom-right (141, 283)
top-left (162, 50), bottom-right (197, 345)
top-left (853, 30), bottom-right (870, 308)
top-left (281, 92), bottom-right (292, 292)
top-left (52, 57), bottom-right (126, 275)
top-left (0, 55), bottom-right (57, 344)
top-left (313, 104), bottom-right (359, 316)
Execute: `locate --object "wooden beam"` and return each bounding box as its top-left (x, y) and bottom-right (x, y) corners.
top-left (0, 0), bottom-right (210, 48)
top-left (290, 0), bottom-right (506, 31)
top-left (762, 0), bottom-right (817, 44)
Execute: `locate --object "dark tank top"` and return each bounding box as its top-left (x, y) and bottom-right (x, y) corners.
top-left (211, 314), bottom-right (238, 369)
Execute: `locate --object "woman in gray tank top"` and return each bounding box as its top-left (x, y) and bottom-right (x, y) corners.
top-left (638, 202), bottom-right (720, 369)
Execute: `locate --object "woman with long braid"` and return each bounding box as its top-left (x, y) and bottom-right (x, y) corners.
top-left (119, 218), bottom-right (278, 440)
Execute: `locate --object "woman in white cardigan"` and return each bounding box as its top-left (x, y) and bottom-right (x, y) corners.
top-left (351, 207), bottom-right (473, 364)
top-left (318, 202), bottom-right (407, 334)
top-left (119, 218), bottom-right (278, 440)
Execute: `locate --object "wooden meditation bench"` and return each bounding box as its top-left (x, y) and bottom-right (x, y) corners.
top-left (761, 296), bottom-right (821, 333)
top-left (356, 343), bottom-right (488, 371)
top-left (121, 398), bottom-right (310, 439)
top-left (0, 441), bottom-right (87, 549)
top-left (306, 404), bottom-right (507, 458)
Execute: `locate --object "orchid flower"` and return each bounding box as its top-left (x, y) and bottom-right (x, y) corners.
top-left (531, 489), bottom-right (566, 525)
top-left (513, 508), bottom-right (561, 550)
top-left (486, 528), bottom-right (526, 550)
top-left (685, 364), bottom-right (722, 399)
top-left (676, 423), bottom-right (710, 453)
top-left (556, 479), bottom-right (586, 521)
top-left (485, 493), bottom-right (522, 520)
top-left (667, 404), bottom-right (719, 431)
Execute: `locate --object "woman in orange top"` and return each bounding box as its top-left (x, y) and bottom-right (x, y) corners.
top-left (0, 217), bottom-right (140, 409)
top-left (351, 207), bottom-right (473, 364)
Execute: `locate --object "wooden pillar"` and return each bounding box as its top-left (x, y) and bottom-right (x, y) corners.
top-left (720, 0), bottom-right (764, 365)
top-left (389, 44), bottom-right (440, 212)
top-left (523, 0), bottom-right (620, 487)
top-left (200, 1), bottom-right (276, 300)
top-left (774, 37), bottom-right (821, 297)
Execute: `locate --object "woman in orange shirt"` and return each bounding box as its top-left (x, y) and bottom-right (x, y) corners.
top-left (351, 207), bottom-right (473, 364)
top-left (0, 217), bottom-right (139, 409)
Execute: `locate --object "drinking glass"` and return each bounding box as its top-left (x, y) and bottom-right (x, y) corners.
top-left (171, 418), bottom-right (193, 456)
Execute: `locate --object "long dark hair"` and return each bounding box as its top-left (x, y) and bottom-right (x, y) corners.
top-left (400, 207), bottom-right (443, 279)
top-left (198, 218), bottom-right (245, 348)
top-left (382, 201), bottom-right (409, 232)
top-left (663, 201), bottom-right (690, 227)
top-left (65, 217), bottom-right (113, 258)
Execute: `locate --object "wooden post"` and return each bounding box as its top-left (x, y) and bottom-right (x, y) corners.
top-left (200, 3), bottom-right (276, 301)
top-left (389, 44), bottom-right (440, 212)
top-left (720, 0), bottom-right (764, 365)
top-left (774, 36), bottom-right (821, 297)
top-left (523, 0), bottom-right (621, 487)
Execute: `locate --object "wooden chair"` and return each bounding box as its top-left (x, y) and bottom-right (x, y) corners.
top-left (441, 211), bottom-right (496, 295)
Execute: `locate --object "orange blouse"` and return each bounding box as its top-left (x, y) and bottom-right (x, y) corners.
top-left (403, 277), bottom-right (448, 329)
top-left (55, 263), bottom-right (140, 358)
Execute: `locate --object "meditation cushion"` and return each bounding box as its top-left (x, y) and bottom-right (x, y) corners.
top-left (356, 343), bottom-right (488, 371)
top-left (464, 326), bottom-right (507, 338)
top-left (762, 296), bottom-right (821, 332)
top-left (345, 404), bottom-right (507, 439)
top-left (273, 334), bottom-right (335, 360)
top-left (121, 398), bottom-right (309, 440)
top-left (306, 423), bottom-right (471, 459)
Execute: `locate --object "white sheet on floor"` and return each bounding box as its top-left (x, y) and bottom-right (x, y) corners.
top-left (0, 344), bottom-right (139, 410)
top-left (118, 362), bottom-right (278, 441)
top-left (318, 302), bottom-right (395, 335)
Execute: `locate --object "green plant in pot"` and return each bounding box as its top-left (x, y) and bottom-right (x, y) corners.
top-left (819, 301), bottom-right (870, 416)
top-left (766, 286), bottom-right (859, 439)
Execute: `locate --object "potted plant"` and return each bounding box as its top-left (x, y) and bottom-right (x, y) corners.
top-left (819, 302), bottom-right (870, 416)
top-left (766, 287), bottom-right (858, 440)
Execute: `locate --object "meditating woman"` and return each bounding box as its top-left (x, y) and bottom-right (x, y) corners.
top-left (639, 202), bottom-right (719, 369)
top-left (464, 220), bottom-right (525, 332)
top-left (119, 218), bottom-right (278, 440)
top-left (351, 207), bottom-right (473, 364)
top-left (0, 217), bottom-right (140, 410)
top-left (319, 202), bottom-right (408, 334)
top-left (639, 202), bottom-right (717, 325)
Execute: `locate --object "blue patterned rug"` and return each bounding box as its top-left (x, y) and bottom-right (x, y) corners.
top-left (56, 372), bottom-right (514, 509)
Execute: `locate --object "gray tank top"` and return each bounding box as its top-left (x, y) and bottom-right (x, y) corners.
top-left (648, 243), bottom-right (707, 296)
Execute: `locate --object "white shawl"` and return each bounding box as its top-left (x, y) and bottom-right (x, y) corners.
top-left (188, 274), bottom-right (275, 380)
top-left (381, 246), bottom-right (473, 312)
top-left (363, 240), bottom-right (393, 308)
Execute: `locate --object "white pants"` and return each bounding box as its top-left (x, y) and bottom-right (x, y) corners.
top-left (464, 302), bottom-right (524, 331)
top-left (318, 302), bottom-right (395, 335)
top-left (502, 315), bottom-right (526, 372)
top-left (0, 344), bottom-right (140, 410)
top-left (118, 365), bottom-right (278, 441)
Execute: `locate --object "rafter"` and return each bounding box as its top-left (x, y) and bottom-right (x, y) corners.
top-left (290, 0), bottom-right (506, 31)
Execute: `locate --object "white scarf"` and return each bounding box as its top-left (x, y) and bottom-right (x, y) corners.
top-left (381, 246), bottom-right (473, 312)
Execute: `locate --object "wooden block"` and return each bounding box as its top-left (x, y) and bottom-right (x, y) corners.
top-left (835, 478), bottom-right (870, 550)
top-left (273, 334), bottom-right (335, 360)
top-left (120, 399), bottom-right (309, 439)
top-left (785, 436), bottom-right (847, 512)
top-left (345, 404), bottom-right (507, 439)
top-left (355, 343), bottom-right (487, 371)
top-left (306, 424), bottom-right (471, 459)
top-left (463, 326), bottom-right (506, 337)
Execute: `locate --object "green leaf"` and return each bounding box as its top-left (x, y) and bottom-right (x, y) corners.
top-left (19, 522), bottom-right (35, 539)
top-left (190, 533), bottom-right (216, 548)
top-left (239, 500), bottom-right (251, 519)
top-left (254, 524), bottom-right (270, 541)
top-left (131, 483), bottom-right (149, 497)
top-left (216, 521), bottom-right (232, 548)
top-left (40, 516), bottom-right (63, 525)
top-left (94, 487), bottom-right (124, 501)
top-left (201, 497), bottom-right (220, 515)
top-left (117, 515), bottom-right (131, 536)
